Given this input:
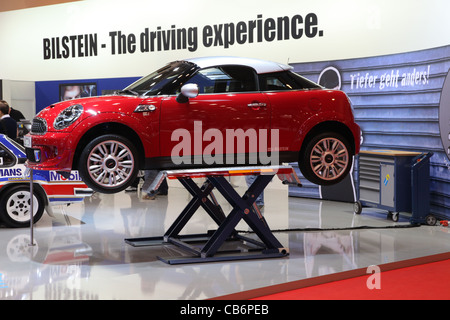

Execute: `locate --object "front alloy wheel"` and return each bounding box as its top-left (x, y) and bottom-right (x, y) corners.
top-left (79, 134), bottom-right (139, 193)
top-left (299, 132), bottom-right (352, 186)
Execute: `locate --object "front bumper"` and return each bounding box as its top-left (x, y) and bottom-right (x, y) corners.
top-left (24, 132), bottom-right (74, 171)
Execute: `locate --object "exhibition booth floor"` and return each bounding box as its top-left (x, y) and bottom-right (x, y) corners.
top-left (0, 177), bottom-right (449, 300)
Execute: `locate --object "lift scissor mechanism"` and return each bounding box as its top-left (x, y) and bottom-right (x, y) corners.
top-left (125, 165), bottom-right (301, 265)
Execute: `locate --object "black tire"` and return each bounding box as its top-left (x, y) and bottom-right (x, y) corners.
top-left (299, 131), bottom-right (353, 186)
top-left (0, 185), bottom-right (45, 228)
top-left (354, 201), bottom-right (363, 214)
top-left (78, 134), bottom-right (139, 194)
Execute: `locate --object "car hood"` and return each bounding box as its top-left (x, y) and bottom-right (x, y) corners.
top-left (37, 95), bottom-right (147, 118)
top-left (35, 95), bottom-right (155, 132)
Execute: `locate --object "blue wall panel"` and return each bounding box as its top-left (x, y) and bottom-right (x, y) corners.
top-left (290, 45), bottom-right (450, 219)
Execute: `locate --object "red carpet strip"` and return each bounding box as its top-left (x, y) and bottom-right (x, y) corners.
top-left (253, 258), bottom-right (450, 300)
top-left (211, 252), bottom-right (450, 300)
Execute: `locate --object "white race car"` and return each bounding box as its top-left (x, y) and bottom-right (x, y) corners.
top-left (0, 134), bottom-right (92, 227)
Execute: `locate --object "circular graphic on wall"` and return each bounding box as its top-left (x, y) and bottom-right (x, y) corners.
top-left (318, 66), bottom-right (341, 90)
top-left (439, 69), bottom-right (450, 161)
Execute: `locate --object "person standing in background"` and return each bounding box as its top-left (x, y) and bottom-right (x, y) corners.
top-left (9, 106), bottom-right (26, 122)
top-left (0, 100), bottom-right (25, 122)
top-left (0, 100), bottom-right (17, 139)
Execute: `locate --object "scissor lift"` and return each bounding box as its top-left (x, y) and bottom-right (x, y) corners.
top-left (125, 165), bottom-right (301, 265)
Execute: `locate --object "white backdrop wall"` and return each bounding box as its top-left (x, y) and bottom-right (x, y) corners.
top-left (1, 0), bottom-right (450, 81)
top-left (1, 80), bottom-right (35, 120)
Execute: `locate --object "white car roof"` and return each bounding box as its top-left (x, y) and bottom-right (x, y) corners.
top-left (185, 56), bottom-right (292, 74)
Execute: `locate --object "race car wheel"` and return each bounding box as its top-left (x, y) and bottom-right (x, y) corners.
top-left (299, 132), bottom-right (352, 186)
top-left (0, 185), bottom-right (45, 228)
top-left (79, 134), bottom-right (139, 194)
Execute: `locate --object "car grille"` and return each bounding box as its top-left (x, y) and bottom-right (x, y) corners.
top-left (31, 117), bottom-right (48, 135)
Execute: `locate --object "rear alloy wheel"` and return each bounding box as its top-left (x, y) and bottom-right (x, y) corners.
top-left (0, 186), bottom-right (45, 228)
top-left (79, 134), bottom-right (139, 194)
top-left (299, 132), bottom-right (352, 186)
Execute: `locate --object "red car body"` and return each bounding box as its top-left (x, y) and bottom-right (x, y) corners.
top-left (25, 56), bottom-right (360, 193)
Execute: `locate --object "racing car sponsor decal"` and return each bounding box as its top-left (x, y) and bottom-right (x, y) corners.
top-left (48, 171), bottom-right (82, 182)
top-left (0, 168), bottom-right (23, 177)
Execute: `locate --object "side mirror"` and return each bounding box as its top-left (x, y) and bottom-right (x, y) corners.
top-left (176, 83), bottom-right (199, 103)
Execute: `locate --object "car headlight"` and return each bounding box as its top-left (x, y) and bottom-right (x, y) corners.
top-left (53, 104), bottom-right (83, 130)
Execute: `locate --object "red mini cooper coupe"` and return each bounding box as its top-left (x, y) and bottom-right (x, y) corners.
top-left (25, 56), bottom-right (360, 193)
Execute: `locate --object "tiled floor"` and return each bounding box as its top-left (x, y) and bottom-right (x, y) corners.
top-left (0, 176), bottom-right (449, 300)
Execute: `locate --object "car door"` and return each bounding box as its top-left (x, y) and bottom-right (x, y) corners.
top-left (159, 65), bottom-right (272, 167)
top-left (259, 71), bottom-right (319, 153)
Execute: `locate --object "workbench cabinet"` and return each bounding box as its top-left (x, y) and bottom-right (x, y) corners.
top-left (355, 150), bottom-right (421, 221)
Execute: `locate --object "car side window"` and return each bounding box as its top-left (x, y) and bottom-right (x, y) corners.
top-left (0, 144), bottom-right (16, 167)
top-left (184, 66), bottom-right (257, 94)
top-left (260, 71), bottom-right (321, 91)
top-left (264, 75), bottom-right (293, 91)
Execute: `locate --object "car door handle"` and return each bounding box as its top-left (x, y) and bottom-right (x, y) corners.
top-left (247, 102), bottom-right (267, 108)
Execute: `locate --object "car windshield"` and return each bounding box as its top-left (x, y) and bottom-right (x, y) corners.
top-left (121, 61), bottom-right (198, 96)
